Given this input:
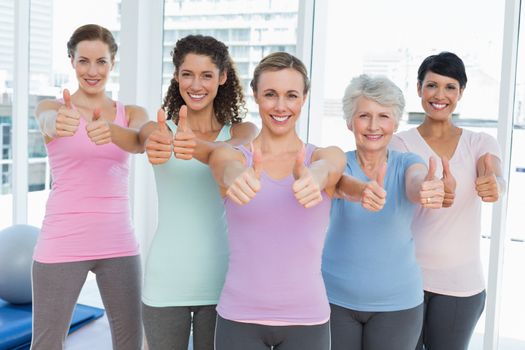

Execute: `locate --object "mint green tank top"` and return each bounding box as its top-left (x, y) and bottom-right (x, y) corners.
top-left (142, 121), bottom-right (230, 306)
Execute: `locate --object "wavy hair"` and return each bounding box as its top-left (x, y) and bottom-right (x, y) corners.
top-left (163, 35), bottom-right (246, 124)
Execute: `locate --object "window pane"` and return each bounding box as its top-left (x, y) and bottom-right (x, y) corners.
top-left (498, 2), bottom-right (525, 348)
top-left (320, 0), bottom-right (505, 346)
top-left (0, 0), bottom-right (14, 229)
top-left (162, 0), bottom-right (299, 125)
top-left (27, 0), bottom-right (121, 227)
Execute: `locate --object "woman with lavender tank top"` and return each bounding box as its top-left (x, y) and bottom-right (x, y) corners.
top-left (207, 52), bottom-right (348, 350)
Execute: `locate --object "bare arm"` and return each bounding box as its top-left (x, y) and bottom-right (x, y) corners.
top-left (208, 143), bottom-right (261, 205)
top-left (93, 105), bottom-right (149, 153)
top-left (182, 121), bottom-right (259, 164)
top-left (308, 146), bottom-right (347, 196)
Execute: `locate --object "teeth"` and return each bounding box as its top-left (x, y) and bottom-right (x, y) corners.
top-left (189, 93), bottom-right (205, 99)
top-left (431, 103), bottom-right (446, 109)
top-left (366, 134), bottom-right (382, 140)
top-left (271, 115), bottom-right (289, 122)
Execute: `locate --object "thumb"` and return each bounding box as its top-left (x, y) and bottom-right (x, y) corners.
top-left (63, 89), bottom-right (72, 109)
top-left (178, 105), bottom-right (188, 132)
top-left (441, 156), bottom-right (452, 179)
top-left (376, 162), bottom-right (387, 188)
top-left (293, 143), bottom-right (306, 180)
top-left (92, 108), bottom-right (101, 121)
top-left (483, 153), bottom-right (495, 176)
top-left (157, 108), bottom-right (167, 132)
top-left (425, 156), bottom-right (436, 181)
top-left (251, 143), bottom-right (263, 179)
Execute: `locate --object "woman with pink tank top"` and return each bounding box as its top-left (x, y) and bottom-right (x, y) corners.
top-left (208, 52), bottom-right (347, 350)
top-left (32, 24), bottom-right (148, 350)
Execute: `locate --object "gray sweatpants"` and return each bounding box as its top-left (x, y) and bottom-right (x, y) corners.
top-left (330, 302), bottom-right (423, 350)
top-left (30, 255), bottom-right (142, 350)
top-left (417, 290), bottom-right (486, 350)
top-left (142, 303), bottom-right (217, 350)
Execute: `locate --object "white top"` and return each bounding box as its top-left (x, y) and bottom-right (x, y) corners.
top-left (390, 128), bottom-right (501, 297)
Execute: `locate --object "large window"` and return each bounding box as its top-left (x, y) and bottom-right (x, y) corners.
top-left (161, 0), bottom-right (299, 125)
top-left (26, 0), bottom-right (121, 227)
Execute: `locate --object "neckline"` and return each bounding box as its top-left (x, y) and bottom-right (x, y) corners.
top-left (414, 127), bottom-right (464, 162)
top-left (352, 150), bottom-right (389, 182)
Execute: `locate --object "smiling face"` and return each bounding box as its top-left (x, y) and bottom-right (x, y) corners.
top-left (176, 53), bottom-right (227, 112)
top-left (253, 68), bottom-right (307, 136)
top-left (349, 96), bottom-right (397, 154)
top-left (71, 40), bottom-right (114, 94)
top-left (418, 71), bottom-right (463, 121)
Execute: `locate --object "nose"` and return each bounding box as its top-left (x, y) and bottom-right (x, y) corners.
top-left (368, 116), bottom-right (379, 130)
top-left (275, 96), bottom-right (286, 112)
top-left (190, 77), bottom-right (202, 90)
top-left (435, 87), bottom-right (445, 99)
top-left (87, 63), bottom-right (98, 76)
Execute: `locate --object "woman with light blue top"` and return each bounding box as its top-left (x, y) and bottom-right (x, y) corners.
top-left (322, 74), bottom-right (445, 350)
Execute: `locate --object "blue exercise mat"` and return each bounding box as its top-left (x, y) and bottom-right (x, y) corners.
top-left (0, 298), bottom-right (105, 350)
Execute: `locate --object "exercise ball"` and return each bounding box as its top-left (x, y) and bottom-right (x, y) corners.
top-left (0, 224), bottom-right (39, 304)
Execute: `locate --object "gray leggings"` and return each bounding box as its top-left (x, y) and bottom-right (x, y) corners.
top-left (214, 315), bottom-right (330, 350)
top-left (142, 303), bottom-right (217, 350)
top-left (417, 290), bottom-right (486, 350)
top-left (330, 302), bottom-right (423, 350)
top-left (30, 255), bottom-right (142, 350)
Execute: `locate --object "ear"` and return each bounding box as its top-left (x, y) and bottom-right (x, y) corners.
top-left (302, 93), bottom-right (308, 105)
top-left (458, 87), bottom-right (464, 101)
top-left (174, 70), bottom-right (179, 83)
top-left (219, 69), bottom-right (227, 85)
top-left (70, 57), bottom-right (75, 69)
top-left (253, 89), bottom-right (260, 104)
top-left (347, 118), bottom-right (354, 131)
top-left (417, 82), bottom-right (422, 98)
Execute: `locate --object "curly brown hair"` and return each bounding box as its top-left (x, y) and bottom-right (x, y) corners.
top-left (163, 35), bottom-right (246, 125)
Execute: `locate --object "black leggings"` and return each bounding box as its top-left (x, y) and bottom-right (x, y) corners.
top-left (142, 303), bottom-right (217, 350)
top-left (417, 290), bottom-right (486, 350)
top-left (214, 315), bottom-right (330, 350)
top-left (329, 303), bottom-right (423, 350)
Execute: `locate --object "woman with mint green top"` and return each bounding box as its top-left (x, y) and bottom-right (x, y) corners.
top-left (138, 35), bottom-right (257, 350)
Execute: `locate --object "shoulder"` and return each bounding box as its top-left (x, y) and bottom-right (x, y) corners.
top-left (35, 99), bottom-right (61, 115)
top-left (124, 104), bottom-right (148, 117)
top-left (230, 121), bottom-right (258, 137)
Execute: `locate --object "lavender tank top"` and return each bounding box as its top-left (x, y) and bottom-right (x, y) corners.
top-left (217, 143), bottom-right (331, 325)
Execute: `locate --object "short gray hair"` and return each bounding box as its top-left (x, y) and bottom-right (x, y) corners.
top-left (342, 74), bottom-right (405, 124)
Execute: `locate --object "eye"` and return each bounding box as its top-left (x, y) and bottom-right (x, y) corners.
top-left (380, 114), bottom-right (391, 119)
top-left (264, 92), bottom-right (275, 98)
top-left (358, 113), bottom-right (369, 119)
top-left (446, 84), bottom-right (457, 90)
top-left (426, 83), bottom-right (436, 88)
top-left (203, 73), bottom-right (214, 79)
top-left (181, 72), bottom-right (191, 77)
top-left (288, 93), bottom-right (299, 99)
top-left (98, 60), bottom-right (108, 65)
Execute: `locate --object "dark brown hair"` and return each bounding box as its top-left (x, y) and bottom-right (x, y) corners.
top-left (67, 24), bottom-right (118, 60)
top-left (163, 35), bottom-right (246, 124)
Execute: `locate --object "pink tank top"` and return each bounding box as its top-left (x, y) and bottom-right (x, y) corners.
top-left (34, 101), bottom-right (138, 263)
top-left (217, 144), bottom-right (331, 325)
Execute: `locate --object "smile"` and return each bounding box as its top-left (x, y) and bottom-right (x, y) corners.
top-left (270, 115), bottom-right (291, 123)
top-left (85, 79), bottom-right (100, 86)
top-left (430, 102), bottom-right (447, 110)
top-left (188, 93), bottom-right (206, 100)
top-left (364, 134), bottom-right (383, 140)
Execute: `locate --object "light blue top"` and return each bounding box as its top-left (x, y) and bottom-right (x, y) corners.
top-left (322, 150), bottom-right (424, 312)
top-left (142, 121), bottom-right (231, 307)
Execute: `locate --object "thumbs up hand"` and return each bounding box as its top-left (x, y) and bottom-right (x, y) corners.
top-left (173, 106), bottom-right (197, 160)
top-left (292, 144), bottom-right (323, 208)
top-left (86, 108), bottom-right (112, 145)
top-left (225, 143), bottom-right (262, 205)
top-left (419, 156), bottom-right (445, 208)
top-left (476, 153), bottom-right (500, 202)
top-left (56, 89), bottom-right (81, 137)
top-left (441, 156), bottom-right (456, 207)
top-left (361, 162), bottom-right (387, 212)
top-left (145, 108), bottom-right (173, 165)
